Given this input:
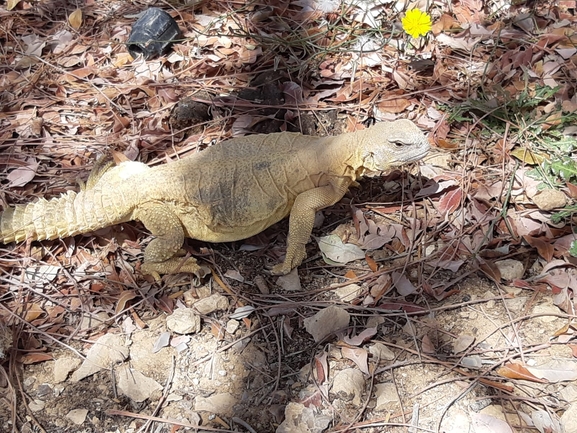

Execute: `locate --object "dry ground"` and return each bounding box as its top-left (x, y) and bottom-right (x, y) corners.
top-left (1, 0), bottom-right (577, 432)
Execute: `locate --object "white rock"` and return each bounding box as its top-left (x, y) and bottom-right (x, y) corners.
top-left (193, 294), bottom-right (228, 315)
top-left (276, 268), bottom-right (302, 291)
top-left (53, 357), bottom-right (81, 383)
top-left (28, 399), bottom-right (45, 412)
top-left (116, 366), bottom-right (162, 403)
top-left (304, 306), bottom-right (350, 343)
top-left (560, 402), bottom-right (577, 433)
top-left (71, 333), bottom-right (129, 382)
top-left (195, 393), bottom-right (236, 417)
top-left (374, 383), bottom-right (399, 411)
top-left (495, 259), bottom-right (524, 281)
top-left (276, 402), bottom-right (331, 433)
top-left (166, 308), bottom-right (201, 334)
top-left (368, 343), bottom-right (395, 361)
top-left (66, 408), bottom-right (88, 425)
top-left (331, 368), bottom-right (365, 406)
top-left (560, 384), bottom-right (577, 403)
top-left (333, 284), bottom-right (362, 302)
top-left (226, 319), bottom-right (240, 334)
top-left (533, 304), bottom-right (561, 323)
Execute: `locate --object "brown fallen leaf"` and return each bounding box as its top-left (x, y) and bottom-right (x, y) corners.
top-left (377, 98), bottom-right (411, 114)
top-left (69, 8), bottom-right (83, 30)
top-left (496, 362), bottom-right (547, 383)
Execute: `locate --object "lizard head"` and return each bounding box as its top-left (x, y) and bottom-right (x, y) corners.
top-left (360, 119), bottom-right (430, 172)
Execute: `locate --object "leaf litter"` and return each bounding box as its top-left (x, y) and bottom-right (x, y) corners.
top-left (0, 0), bottom-right (577, 432)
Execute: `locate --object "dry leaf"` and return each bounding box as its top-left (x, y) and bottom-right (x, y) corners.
top-left (377, 98), bottom-right (411, 114)
top-left (392, 271), bottom-right (418, 296)
top-left (69, 8), bottom-right (83, 30)
top-left (496, 362), bottom-right (547, 382)
top-left (7, 0), bottom-right (21, 11)
top-left (341, 347), bottom-right (370, 375)
top-left (19, 353), bottom-right (53, 364)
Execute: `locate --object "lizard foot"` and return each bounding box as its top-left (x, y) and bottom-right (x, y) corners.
top-left (141, 257), bottom-right (210, 280)
top-left (271, 246), bottom-right (307, 275)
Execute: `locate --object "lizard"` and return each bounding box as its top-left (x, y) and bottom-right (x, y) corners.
top-left (0, 119), bottom-right (429, 278)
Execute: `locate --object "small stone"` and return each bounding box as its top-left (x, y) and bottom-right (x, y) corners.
top-left (193, 294), bottom-right (228, 315)
top-left (54, 357), bottom-right (81, 383)
top-left (36, 383), bottom-right (53, 400)
top-left (71, 333), bottom-right (129, 382)
top-left (533, 189), bottom-right (567, 211)
top-left (28, 399), bottom-right (45, 412)
top-left (374, 383), bottom-right (399, 411)
top-left (116, 366), bottom-right (162, 403)
top-left (333, 284), bottom-right (362, 302)
top-left (533, 304), bottom-right (561, 323)
top-left (166, 308), bottom-right (201, 334)
top-left (195, 393), bottom-right (236, 417)
top-left (277, 402), bottom-right (332, 433)
top-left (226, 319), bottom-right (240, 334)
top-left (331, 368), bottom-right (365, 406)
top-left (495, 259), bottom-right (524, 281)
top-left (560, 402), bottom-right (577, 433)
top-left (368, 342), bottom-right (395, 361)
top-left (560, 384), bottom-right (577, 403)
top-left (504, 296), bottom-right (528, 313)
top-left (66, 408), bottom-right (88, 425)
top-left (276, 268), bottom-right (302, 291)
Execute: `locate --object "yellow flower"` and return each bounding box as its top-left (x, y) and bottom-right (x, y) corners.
top-left (402, 9), bottom-right (432, 38)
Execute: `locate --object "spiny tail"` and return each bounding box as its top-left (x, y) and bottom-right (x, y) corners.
top-left (0, 189), bottom-right (130, 243)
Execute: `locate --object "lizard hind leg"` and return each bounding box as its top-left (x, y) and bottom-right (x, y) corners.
top-left (78, 157), bottom-right (116, 191)
top-left (134, 202), bottom-right (202, 279)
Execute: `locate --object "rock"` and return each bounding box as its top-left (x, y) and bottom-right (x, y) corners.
top-left (53, 357), bottom-right (81, 383)
top-left (532, 189), bottom-right (567, 211)
top-left (374, 383), bottom-right (399, 411)
top-left (560, 384), bottom-right (577, 403)
top-left (193, 294), bottom-right (229, 315)
top-left (560, 402), bottom-right (577, 433)
top-left (79, 311), bottom-right (110, 331)
top-left (276, 402), bottom-right (332, 433)
top-left (495, 259), bottom-right (524, 281)
top-left (333, 284), bottom-right (362, 302)
top-left (166, 308), bottom-right (201, 334)
top-left (331, 368), bottom-right (365, 405)
top-left (276, 268), bottom-right (302, 291)
top-left (195, 393), bottom-right (236, 417)
top-left (116, 366), bottom-right (163, 402)
top-left (28, 399), bottom-right (45, 412)
top-left (71, 333), bottom-right (129, 382)
top-left (304, 306), bottom-right (350, 343)
top-left (532, 304), bottom-right (561, 323)
top-left (368, 343), bottom-right (395, 361)
top-left (66, 408), bottom-right (88, 425)
top-left (226, 319), bottom-right (240, 334)
top-left (440, 408), bottom-right (471, 433)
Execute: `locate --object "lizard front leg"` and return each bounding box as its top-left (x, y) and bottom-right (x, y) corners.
top-left (134, 202), bottom-right (202, 279)
top-left (271, 176), bottom-right (353, 275)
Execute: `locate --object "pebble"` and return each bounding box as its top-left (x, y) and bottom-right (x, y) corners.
top-left (66, 408), bottom-right (88, 425)
top-left (532, 189), bottom-right (567, 211)
top-left (331, 368), bottom-right (365, 405)
top-left (193, 294), bottom-right (228, 315)
top-left (166, 308), bottom-right (201, 334)
top-left (495, 259), bottom-right (524, 281)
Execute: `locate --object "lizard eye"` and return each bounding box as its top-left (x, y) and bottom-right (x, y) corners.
top-left (390, 139), bottom-right (409, 147)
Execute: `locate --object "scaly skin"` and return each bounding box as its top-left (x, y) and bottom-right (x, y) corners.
top-left (0, 120), bottom-right (429, 277)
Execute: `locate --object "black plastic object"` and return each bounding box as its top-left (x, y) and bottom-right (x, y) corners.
top-left (127, 8), bottom-right (182, 60)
